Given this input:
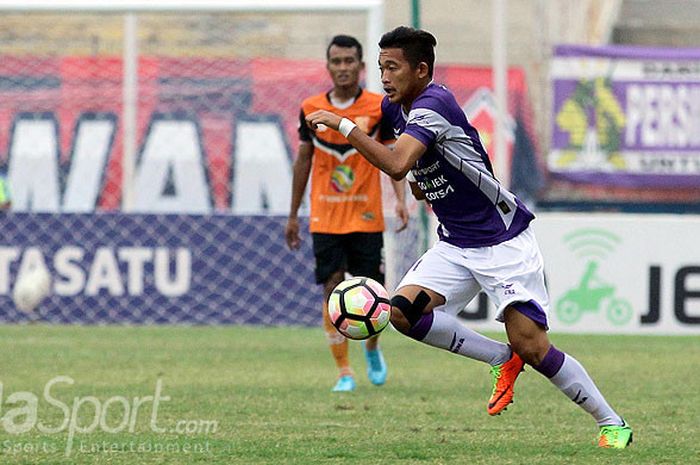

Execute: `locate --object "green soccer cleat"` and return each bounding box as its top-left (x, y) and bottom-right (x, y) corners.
top-left (331, 375), bottom-right (356, 392)
top-left (598, 421), bottom-right (633, 449)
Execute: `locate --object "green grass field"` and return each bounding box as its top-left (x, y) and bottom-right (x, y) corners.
top-left (0, 325), bottom-right (697, 465)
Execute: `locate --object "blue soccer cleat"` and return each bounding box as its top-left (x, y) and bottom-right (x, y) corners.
top-left (363, 343), bottom-right (387, 386)
top-left (331, 375), bottom-right (356, 392)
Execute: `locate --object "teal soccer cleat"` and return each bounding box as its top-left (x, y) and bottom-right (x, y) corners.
top-left (331, 375), bottom-right (356, 392)
top-left (363, 343), bottom-right (387, 386)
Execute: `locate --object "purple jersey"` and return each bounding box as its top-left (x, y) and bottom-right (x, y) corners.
top-left (382, 83), bottom-right (534, 248)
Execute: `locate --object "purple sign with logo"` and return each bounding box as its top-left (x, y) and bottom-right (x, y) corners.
top-left (549, 44), bottom-right (700, 187)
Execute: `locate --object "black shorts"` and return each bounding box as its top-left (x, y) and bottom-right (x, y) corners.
top-left (312, 232), bottom-right (384, 285)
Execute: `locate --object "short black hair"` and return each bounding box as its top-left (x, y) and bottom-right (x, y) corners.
top-left (379, 26), bottom-right (437, 78)
top-left (326, 35), bottom-right (363, 61)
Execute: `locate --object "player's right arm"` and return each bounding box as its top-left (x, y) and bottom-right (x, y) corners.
top-left (286, 141), bottom-right (313, 250)
top-left (306, 110), bottom-right (425, 181)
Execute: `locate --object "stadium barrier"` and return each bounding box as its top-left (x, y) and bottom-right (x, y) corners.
top-left (1, 212), bottom-right (698, 335)
top-left (0, 213), bottom-right (420, 326)
top-left (0, 214), bottom-right (319, 325)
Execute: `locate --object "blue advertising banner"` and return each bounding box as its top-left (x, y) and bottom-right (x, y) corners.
top-left (0, 213), bottom-right (321, 325)
top-left (549, 44), bottom-right (700, 187)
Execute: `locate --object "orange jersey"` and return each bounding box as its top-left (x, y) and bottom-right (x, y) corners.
top-left (299, 89), bottom-right (393, 234)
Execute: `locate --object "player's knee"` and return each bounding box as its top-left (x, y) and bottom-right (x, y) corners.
top-left (389, 291), bottom-right (431, 334)
top-left (389, 306), bottom-right (410, 334)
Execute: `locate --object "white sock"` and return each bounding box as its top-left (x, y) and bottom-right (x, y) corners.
top-left (549, 354), bottom-right (622, 427)
top-left (413, 311), bottom-right (511, 365)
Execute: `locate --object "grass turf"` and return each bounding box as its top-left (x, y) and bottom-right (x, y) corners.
top-left (0, 325), bottom-right (697, 464)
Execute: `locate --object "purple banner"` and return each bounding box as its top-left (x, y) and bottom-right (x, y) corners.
top-left (549, 44), bottom-right (700, 187)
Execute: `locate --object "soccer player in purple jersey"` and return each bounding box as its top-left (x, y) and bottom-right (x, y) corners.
top-left (306, 26), bottom-right (632, 448)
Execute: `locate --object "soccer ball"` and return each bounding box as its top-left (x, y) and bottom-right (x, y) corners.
top-left (12, 266), bottom-right (52, 313)
top-left (327, 277), bottom-right (391, 340)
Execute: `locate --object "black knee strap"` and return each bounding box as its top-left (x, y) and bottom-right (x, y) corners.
top-left (391, 291), bottom-right (431, 326)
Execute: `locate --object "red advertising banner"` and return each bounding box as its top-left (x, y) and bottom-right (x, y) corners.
top-left (0, 56), bottom-right (539, 213)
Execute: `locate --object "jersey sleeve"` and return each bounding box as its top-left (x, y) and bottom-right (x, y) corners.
top-left (405, 92), bottom-right (455, 148)
top-left (298, 108), bottom-right (312, 143)
top-left (404, 108), bottom-right (442, 148)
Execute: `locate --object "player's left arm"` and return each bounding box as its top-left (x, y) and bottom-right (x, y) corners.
top-left (405, 171), bottom-right (426, 201)
top-left (306, 110), bottom-right (426, 180)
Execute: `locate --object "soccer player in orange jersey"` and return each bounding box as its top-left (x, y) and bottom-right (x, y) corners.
top-left (286, 35), bottom-right (409, 392)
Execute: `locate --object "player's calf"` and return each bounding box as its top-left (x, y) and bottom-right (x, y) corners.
top-left (504, 305), bottom-right (551, 366)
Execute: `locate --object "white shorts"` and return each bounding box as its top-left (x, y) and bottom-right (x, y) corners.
top-left (397, 227), bottom-right (550, 325)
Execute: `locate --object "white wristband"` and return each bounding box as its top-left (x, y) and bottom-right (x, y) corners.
top-left (338, 118), bottom-right (357, 138)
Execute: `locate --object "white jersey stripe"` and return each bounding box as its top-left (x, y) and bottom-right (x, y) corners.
top-left (410, 108), bottom-right (517, 229)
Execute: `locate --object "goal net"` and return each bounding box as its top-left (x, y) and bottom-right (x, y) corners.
top-left (0, 1), bottom-right (426, 325)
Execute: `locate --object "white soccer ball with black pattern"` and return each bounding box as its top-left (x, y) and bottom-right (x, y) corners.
top-left (327, 277), bottom-right (391, 340)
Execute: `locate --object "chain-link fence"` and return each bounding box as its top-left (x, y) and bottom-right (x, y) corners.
top-left (0, 8), bottom-right (426, 323)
